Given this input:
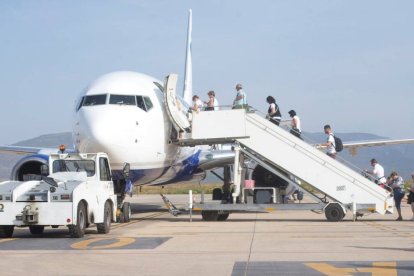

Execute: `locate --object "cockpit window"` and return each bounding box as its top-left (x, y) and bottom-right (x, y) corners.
top-left (82, 95), bottom-right (107, 106)
top-left (143, 96), bottom-right (153, 110)
top-left (109, 95), bottom-right (136, 105)
top-left (136, 96), bottom-right (153, 112)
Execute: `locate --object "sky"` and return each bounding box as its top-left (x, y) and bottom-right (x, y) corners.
top-left (0, 0), bottom-right (413, 145)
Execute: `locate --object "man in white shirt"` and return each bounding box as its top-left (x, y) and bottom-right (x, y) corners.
top-left (365, 158), bottom-right (386, 185)
top-left (318, 124), bottom-right (336, 158)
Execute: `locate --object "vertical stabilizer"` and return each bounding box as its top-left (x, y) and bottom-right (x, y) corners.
top-left (183, 9), bottom-right (193, 105)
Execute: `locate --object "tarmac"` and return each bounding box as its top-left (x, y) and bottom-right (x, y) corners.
top-left (1, 194), bottom-right (414, 275)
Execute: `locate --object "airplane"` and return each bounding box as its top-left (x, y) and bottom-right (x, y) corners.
top-left (1, 9), bottom-right (414, 194)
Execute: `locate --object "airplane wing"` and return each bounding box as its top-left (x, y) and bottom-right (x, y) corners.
top-left (0, 145), bottom-right (74, 155)
top-left (0, 145), bottom-right (45, 155)
top-left (316, 138), bottom-right (414, 156)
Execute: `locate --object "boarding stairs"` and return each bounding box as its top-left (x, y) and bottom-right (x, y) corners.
top-left (164, 74), bottom-right (394, 216)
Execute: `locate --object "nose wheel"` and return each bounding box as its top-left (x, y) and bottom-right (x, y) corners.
top-left (117, 202), bottom-right (131, 223)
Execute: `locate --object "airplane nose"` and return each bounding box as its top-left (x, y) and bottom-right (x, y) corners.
top-left (75, 108), bottom-right (134, 163)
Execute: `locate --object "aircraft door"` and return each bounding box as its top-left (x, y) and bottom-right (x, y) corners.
top-left (163, 74), bottom-right (191, 132)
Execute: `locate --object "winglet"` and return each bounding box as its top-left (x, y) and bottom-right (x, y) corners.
top-left (183, 9), bottom-right (193, 106)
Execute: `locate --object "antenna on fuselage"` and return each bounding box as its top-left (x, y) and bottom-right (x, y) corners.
top-left (183, 9), bottom-right (193, 106)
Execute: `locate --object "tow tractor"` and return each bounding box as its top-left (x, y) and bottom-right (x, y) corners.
top-left (0, 152), bottom-right (131, 238)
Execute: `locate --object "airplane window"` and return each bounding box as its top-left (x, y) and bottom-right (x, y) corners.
top-left (82, 94), bottom-right (107, 107)
top-left (136, 96), bottom-right (146, 111)
top-left (143, 96), bottom-right (153, 111)
top-left (109, 95), bottom-right (136, 105)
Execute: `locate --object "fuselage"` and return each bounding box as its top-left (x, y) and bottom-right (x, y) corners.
top-left (73, 71), bottom-right (200, 184)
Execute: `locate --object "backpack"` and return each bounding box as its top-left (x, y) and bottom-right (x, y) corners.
top-left (333, 135), bottom-right (343, 152)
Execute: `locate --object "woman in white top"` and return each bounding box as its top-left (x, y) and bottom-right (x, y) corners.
top-left (288, 110), bottom-right (301, 139)
top-left (191, 95), bottom-right (204, 112)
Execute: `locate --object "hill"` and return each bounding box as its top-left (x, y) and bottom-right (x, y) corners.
top-left (0, 132), bottom-right (413, 181)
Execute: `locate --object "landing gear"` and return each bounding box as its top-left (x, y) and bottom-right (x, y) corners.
top-left (324, 203), bottom-right (345, 222)
top-left (122, 202), bottom-right (131, 223)
top-left (117, 202), bottom-right (131, 223)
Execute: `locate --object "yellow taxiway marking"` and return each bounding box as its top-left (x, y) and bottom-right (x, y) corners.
top-left (71, 237), bottom-right (136, 250)
top-left (305, 261), bottom-right (398, 276)
top-left (0, 238), bottom-right (17, 243)
top-left (305, 263), bottom-right (356, 275)
top-left (357, 262), bottom-right (397, 276)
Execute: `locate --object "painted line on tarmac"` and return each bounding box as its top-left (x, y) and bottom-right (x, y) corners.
top-left (71, 237), bottom-right (136, 250)
top-left (0, 238), bottom-right (17, 244)
top-left (111, 212), bottom-right (164, 230)
top-left (232, 261), bottom-right (410, 276)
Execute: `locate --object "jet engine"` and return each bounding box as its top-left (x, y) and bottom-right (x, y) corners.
top-left (10, 154), bottom-right (49, 181)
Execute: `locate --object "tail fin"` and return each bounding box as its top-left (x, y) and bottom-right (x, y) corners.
top-left (183, 9), bottom-right (193, 105)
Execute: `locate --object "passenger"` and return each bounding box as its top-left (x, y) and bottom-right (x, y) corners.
top-left (204, 91), bottom-right (219, 111)
top-left (318, 124), bottom-right (336, 159)
top-left (288, 110), bottom-right (302, 139)
top-left (364, 158), bottom-right (386, 186)
top-left (232, 83), bottom-right (247, 109)
top-left (387, 171), bottom-right (405, 221)
top-left (191, 95), bottom-right (204, 112)
top-left (265, 96), bottom-right (282, 126)
top-left (407, 172), bottom-right (414, 221)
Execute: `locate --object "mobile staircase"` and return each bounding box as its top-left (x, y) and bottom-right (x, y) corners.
top-left (164, 74), bottom-right (394, 221)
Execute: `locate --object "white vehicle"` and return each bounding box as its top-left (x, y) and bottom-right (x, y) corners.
top-left (0, 152), bottom-right (123, 238)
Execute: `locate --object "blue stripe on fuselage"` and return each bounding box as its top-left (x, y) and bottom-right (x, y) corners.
top-left (111, 149), bottom-right (201, 185)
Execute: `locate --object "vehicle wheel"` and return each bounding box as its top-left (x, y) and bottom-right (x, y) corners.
top-left (0, 226), bottom-right (14, 238)
top-left (69, 201), bottom-right (87, 238)
top-left (217, 213), bottom-right (230, 221)
top-left (201, 211), bottom-right (218, 221)
top-left (122, 202), bottom-right (131, 223)
top-left (97, 201), bottom-right (112, 234)
top-left (29, 225), bottom-right (45, 235)
top-left (325, 203), bottom-right (345, 222)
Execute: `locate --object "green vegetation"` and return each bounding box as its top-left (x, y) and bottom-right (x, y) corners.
top-left (134, 182), bottom-right (222, 195)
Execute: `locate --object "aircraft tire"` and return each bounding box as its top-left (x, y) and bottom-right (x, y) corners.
top-left (0, 226), bottom-right (14, 238)
top-left (29, 225), bottom-right (45, 235)
top-left (201, 210), bottom-right (218, 221)
top-left (325, 203), bottom-right (345, 222)
top-left (122, 202), bottom-right (131, 223)
top-left (69, 201), bottom-right (87, 238)
top-left (97, 201), bottom-right (112, 234)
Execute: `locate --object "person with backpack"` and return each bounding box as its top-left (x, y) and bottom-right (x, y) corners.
top-left (265, 96), bottom-right (282, 126)
top-left (318, 124), bottom-right (338, 158)
top-left (387, 171), bottom-right (405, 221)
